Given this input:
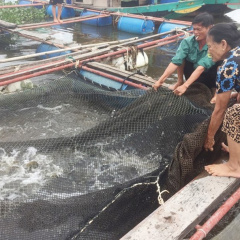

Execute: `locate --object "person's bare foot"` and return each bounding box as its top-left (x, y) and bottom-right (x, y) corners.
top-left (58, 19), bottom-right (63, 23)
top-left (221, 142), bottom-right (229, 153)
top-left (53, 18), bottom-right (58, 23)
top-left (168, 82), bottom-right (182, 91)
top-left (205, 162), bottom-right (240, 178)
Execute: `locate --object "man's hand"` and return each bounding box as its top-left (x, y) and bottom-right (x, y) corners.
top-left (152, 80), bottom-right (163, 91)
top-left (173, 84), bottom-right (188, 96)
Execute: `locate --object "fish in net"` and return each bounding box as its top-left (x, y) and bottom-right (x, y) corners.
top-left (0, 72), bottom-right (226, 239)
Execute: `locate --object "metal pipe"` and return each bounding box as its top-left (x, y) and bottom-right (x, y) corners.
top-left (189, 187), bottom-right (240, 240)
top-left (0, 62), bottom-right (74, 86)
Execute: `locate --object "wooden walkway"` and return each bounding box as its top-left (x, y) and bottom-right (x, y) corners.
top-left (121, 168), bottom-right (240, 240)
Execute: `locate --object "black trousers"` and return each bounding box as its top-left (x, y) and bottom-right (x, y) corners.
top-left (184, 60), bottom-right (221, 89)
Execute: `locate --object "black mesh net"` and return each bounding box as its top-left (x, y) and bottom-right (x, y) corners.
top-left (0, 71), bottom-right (226, 240)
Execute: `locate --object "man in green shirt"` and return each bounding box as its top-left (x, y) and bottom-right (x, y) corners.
top-left (153, 12), bottom-right (218, 102)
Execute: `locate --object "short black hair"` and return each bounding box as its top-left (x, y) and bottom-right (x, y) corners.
top-left (192, 12), bottom-right (214, 27)
top-left (208, 22), bottom-right (240, 48)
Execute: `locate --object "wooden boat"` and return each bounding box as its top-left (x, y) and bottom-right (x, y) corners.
top-left (72, 0), bottom-right (240, 18)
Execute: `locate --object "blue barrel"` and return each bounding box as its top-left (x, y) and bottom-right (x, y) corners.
top-left (160, 0), bottom-right (179, 3)
top-left (46, 5), bottom-right (75, 19)
top-left (36, 43), bottom-right (71, 60)
top-left (80, 10), bottom-right (112, 26)
top-left (118, 17), bottom-right (155, 34)
top-left (19, 0), bottom-right (43, 9)
top-left (158, 22), bottom-right (192, 51)
top-left (158, 22), bottom-right (192, 34)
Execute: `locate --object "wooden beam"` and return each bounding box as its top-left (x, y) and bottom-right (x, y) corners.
top-left (0, 20), bottom-right (16, 29)
top-left (86, 62), bottom-right (155, 87)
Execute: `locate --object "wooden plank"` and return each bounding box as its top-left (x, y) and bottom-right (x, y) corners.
top-left (212, 213), bottom-right (240, 240)
top-left (86, 62), bottom-right (155, 87)
top-left (11, 28), bottom-right (75, 46)
top-left (121, 174), bottom-right (240, 240)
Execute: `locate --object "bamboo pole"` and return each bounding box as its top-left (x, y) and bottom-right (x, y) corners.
top-left (0, 37), bottom-right (138, 66)
top-left (19, 14), bottom-right (111, 30)
top-left (0, 44), bottom-right (107, 63)
top-left (17, 15), bottom-right (99, 28)
top-left (0, 28), bottom-right (182, 73)
top-left (0, 30), bottom-right (186, 80)
top-left (0, 47), bottom-right (112, 81)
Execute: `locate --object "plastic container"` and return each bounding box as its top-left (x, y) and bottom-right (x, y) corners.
top-left (18, 0), bottom-right (43, 9)
top-left (80, 10), bottom-right (112, 26)
top-left (158, 22), bottom-right (192, 51)
top-left (117, 17), bottom-right (155, 34)
top-left (36, 43), bottom-right (71, 60)
top-left (46, 5), bottom-right (75, 19)
top-left (158, 22), bottom-right (192, 34)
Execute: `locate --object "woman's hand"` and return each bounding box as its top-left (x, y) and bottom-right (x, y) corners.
top-left (173, 84), bottom-right (188, 96)
top-left (204, 136), bottom-right (215, 151)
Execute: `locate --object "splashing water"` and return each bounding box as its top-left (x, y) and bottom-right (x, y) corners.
top-left (0, 147), bottom-right (63, 201)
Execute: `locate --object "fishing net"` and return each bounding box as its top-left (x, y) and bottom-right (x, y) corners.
top-left (0, 71), bottom-right (226, 240)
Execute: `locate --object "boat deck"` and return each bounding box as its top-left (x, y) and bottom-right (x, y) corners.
top-left (121, 159), bottom-right (240, 240)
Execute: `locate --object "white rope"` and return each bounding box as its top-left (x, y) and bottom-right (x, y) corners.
top-left (70, 167), bottom-right (169, 239)
top-left (175, 27), bottom-right (191, 40)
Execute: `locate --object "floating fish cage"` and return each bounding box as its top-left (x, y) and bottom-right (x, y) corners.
top-left (117, 17), bottom-right (155, 34)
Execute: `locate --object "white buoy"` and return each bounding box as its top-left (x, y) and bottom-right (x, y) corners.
top-left (111, 50), bottom-right (149, 70)
top-left (135, 51), bottom-right (149, 68)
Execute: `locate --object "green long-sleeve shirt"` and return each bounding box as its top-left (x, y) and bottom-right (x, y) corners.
top-left (171, 35), bottom-right (214, 70)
